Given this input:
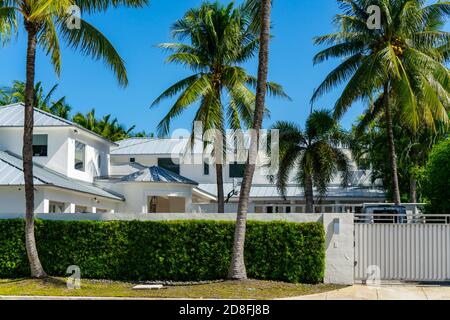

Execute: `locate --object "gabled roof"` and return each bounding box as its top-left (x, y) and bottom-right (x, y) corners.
top-left (0, 103), bottom-right (117, 146)
top-left (111, 138), bottom-right (189, 155)
top-left (119, 166), bottom-right (198, 185)
top-left (0, 150), bottom-right (124, 201)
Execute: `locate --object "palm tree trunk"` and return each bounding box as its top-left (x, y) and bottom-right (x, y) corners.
top-left (228, 0), bottom-right (271, 280)
top-left (24, 25), bottom-right (46, 279)
top-left (305, 174), bottom-right (314, 213)
top-left (384, 82), bottom-right (401, 205)
top-left (216, 163), bottom-right (225, 213)
top-left (410, 177), bottom-right (417, 203)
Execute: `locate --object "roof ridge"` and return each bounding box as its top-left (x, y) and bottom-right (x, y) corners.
top-left (1, 151), bottom-right (124, 200)
top-left (112, 138), bottom-right (189, 153)
top-left (0, 103), bottom-right (117, 146)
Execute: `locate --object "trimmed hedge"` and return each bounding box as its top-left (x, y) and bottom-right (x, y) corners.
top-left (0, 219), bottom-right (325, 283)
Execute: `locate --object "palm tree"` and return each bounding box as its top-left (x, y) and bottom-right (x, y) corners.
top-left (228, 0), bottom-right (272, 281)
top-left (0, 0), bottom-right (148, 278)
top-left (73, 109), bottom-right (136, 141)
top-left (271, 110), bottom-right (352, 213)
top-left (312, 0), bottom-right (450, 205)
top-left (151, 1), bottom-right (287, 213)
top-left (0, 80), bottom-right (71, 118)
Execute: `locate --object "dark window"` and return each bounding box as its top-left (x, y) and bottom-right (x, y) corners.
top-left (32, 134), bottom-right (48, 157)
top-left (74, 141), bottom-right (86, 171)
top-left (266, 206), bottom-right (273, 214)
top-left (158, 158), bottom-right (180, 174)
top-left (130, 158), bottom-right (136, 163)
top-left (229, 162), bottom-right (245, 178)
top-left (203, 161), bottom-right (210, 176)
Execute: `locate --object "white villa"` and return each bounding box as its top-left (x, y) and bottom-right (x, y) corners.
top-left (0, 103), bottom-right (385, 215)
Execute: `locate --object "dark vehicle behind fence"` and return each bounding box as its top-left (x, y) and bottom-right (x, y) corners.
top-left (358, 204), bottom-right (407, 224)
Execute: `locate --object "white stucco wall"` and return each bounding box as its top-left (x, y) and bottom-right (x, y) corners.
top-left (0, 127), bottom-right (111, 183)
top-left (105, 182), bottom-right (193, 213)
top-left (0, 127), bottom-right (70, 175)
top-left (0, 186), bottom-right (44, 214)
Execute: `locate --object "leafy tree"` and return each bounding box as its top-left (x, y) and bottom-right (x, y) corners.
top-left (312, 0), bottom-right (450, 205)
top-left (151, 1), bottom-right (287, 213)
top-left (352, 111), bottom-right (449, 203)
top-left (0, 0), bottom-right (148, 278)
top-left (421, 139), bottom-right (450, 213)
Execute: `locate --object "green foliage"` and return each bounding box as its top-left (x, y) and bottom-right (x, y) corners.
top-left (421, 139), bottom-right (450, 214)
top-left (0, 219), bottom-right (325, 284)
top-left (352, 112), bottom-right (449, 202)
top-left (152, 1), bottom-right (288, 137)
top-left (313, 0), bottom-right (450, 130)
top-left (0, 80), bottom-right (153, 141)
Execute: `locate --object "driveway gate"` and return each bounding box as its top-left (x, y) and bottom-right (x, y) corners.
top-left (354, 214), bottom-right (450, 281)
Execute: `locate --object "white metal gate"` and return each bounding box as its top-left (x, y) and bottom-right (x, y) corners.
top-left (354, 215), bottom-right (450, 281)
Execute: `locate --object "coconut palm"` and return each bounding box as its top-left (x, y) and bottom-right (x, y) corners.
top-left (228, 0), bottom-right (272, 281)
top-left (0, 0), bottom-right (148, 278)
top-left (312, 0), bottom-right (450, 205)
top-left (0, 80), bottom-right (71, 118)
top-left (73, 109), bottom-right (136, 141)
top-left (151, 1), bottom-right (287, 213)
top-left (270, 110), bottom-right (352, 213)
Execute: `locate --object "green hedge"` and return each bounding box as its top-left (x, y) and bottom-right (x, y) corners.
top-left (421, 139), bottom-right (450, 214)
top-left (0, 219), bottom-right (325, 283)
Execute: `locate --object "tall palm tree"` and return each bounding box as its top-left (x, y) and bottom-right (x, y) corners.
top-left (312, 0), bottom-right (450, 205)
top-left (270, 110), bottom-right (352, 213)
top-left (228, 0), bottom-right (272, 281)
top-left (0, 0), bottom-right (148, 278)
top-left (151, 1), bottom-right (287, 213)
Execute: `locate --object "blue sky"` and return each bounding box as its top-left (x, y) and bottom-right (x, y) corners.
top-left (1, 0), bottom-right (444, 135)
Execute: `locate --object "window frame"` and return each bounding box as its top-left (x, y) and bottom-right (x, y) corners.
top-left (229, 162), bottom-right (245, 178)
top-left (74, 140), bottom-right (86, 172)
top-left (32, 134), bottom-right (48, 157)
top-left (157, 158), bottom-right (180, 175)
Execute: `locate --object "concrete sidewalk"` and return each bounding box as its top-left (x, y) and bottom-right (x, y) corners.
top-left (283, 284), bottom-right (450, 300)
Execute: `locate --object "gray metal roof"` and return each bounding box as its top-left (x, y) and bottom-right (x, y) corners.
top-left (120, 166), bottom-right (198, 185)
top-left (0, 103), bottom-right (117, 146)
top-left (111, 138), bottom-right (189, 155)
top-left (197, 183), bottom-right (386, 200)
top-left (109, 162), bottom-right (147, 177)
top-left (0, 151), bottom-right (124, 201)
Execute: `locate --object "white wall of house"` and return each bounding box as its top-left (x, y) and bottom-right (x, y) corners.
top-left (0, 127), bottom-right (70, 175)
top-left (0, 127), bottom-right (111, 183)
top-left (107, 182), bottom-right (193, 213)
top-left (0, 186), bottom-right (44, 214)
top-left (66, 130), bottom-right (111, 182)
top-left (36, 187), bottom-right (119, 213)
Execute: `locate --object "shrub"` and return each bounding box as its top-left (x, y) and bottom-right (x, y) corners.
top-left (421, 139), bottom-right (450, 214)
top-left (0, 219), bottom-right (325, 283)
